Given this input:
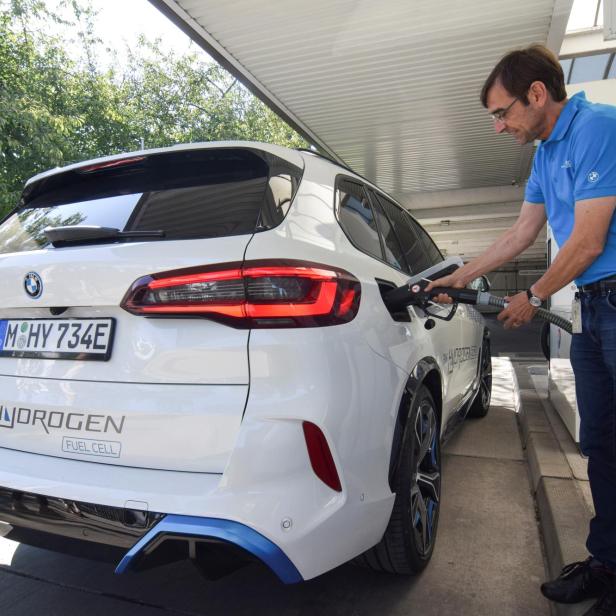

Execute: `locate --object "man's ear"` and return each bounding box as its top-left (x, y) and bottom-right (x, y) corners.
top-left (528, 81), bottom-right (548, 107)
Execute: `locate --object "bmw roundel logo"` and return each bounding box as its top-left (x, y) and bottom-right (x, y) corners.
top-left (24, 272), bottom-right (43, 299)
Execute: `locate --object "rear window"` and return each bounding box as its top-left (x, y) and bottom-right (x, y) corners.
top-left (0, 148), bottom-right (302, 254)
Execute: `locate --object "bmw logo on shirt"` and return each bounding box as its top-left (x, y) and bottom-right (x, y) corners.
top-left (24, 272), bottom-right (43, 299)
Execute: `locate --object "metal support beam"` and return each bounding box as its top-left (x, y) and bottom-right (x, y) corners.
top-left (401, 185), bottom-right (526, 211)
top-left (414, 202), bottom-right (522, 224)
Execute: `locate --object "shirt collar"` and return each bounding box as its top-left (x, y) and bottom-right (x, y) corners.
top-left (544, 91), bottom-right (586, 143)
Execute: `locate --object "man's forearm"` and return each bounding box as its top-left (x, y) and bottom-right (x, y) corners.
top-left (532, 238), bottom-right (601, 299)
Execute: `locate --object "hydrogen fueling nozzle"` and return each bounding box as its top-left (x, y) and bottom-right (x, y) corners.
top-left (384, 280), bottom-right (483, 312)
top-left (384, 277), bottom-right (573, 335)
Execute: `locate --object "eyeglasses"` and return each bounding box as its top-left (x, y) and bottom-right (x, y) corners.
top-left (490, 97), bottom-right (519, 123)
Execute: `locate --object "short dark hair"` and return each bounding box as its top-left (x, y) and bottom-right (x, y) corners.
top-left (480, 44), bottom-right (567, 108)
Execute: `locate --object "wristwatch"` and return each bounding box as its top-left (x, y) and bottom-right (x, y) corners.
top-left (526, 288), bottom-right (543, 308)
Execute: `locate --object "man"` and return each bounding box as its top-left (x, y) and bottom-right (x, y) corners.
top-left (427, 45), bottom-right (616, 615)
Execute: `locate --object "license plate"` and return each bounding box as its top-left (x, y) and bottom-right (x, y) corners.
top-left (0, 318), bottom-right (115, 361)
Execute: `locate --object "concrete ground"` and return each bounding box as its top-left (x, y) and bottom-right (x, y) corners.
top-left (0, 318), bottom-right (552, 616)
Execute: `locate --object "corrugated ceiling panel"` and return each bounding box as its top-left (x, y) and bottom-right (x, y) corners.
top-left (161, 0), bottom-right (557, 198)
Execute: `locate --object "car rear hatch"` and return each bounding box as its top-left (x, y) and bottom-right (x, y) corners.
top-left (0, 145), bottom-right (303, 472)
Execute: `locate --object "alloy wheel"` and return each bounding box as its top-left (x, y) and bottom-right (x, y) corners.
top-left (409, 400), bottom-right (440, 557)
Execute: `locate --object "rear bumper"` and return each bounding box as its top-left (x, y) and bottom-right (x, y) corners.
top-left (0, 484), bottom-right (301, 583)
top-left (0, 424), bottom-right (395, 581)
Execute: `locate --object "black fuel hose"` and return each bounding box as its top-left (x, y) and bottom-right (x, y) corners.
top-left (384, 284), bottom-right (573, 335)
top-left (479, 292), bottom-right (572, 335)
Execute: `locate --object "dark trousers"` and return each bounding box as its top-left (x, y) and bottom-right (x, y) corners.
top-left (570, 290), bottom-right (616, 568)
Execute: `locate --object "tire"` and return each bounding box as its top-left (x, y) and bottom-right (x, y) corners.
top-left (467, 333), bottom-right (492, 419)
top-left (355, 385), bottom-right (441, 574)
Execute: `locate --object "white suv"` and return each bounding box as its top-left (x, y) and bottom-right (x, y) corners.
top-left (0, 142), bottom-right (491, 583)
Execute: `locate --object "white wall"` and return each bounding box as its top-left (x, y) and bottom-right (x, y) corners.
top-left (566, 79), bottom-right (616, 104)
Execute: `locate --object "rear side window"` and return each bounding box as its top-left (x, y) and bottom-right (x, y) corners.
top-left (406, 214), bottom-right (443, 266)
top-left (368, 190), bottom-right (409, 273)
top-left (336, 179), bottom-right (383, 260)
top-left (373, 193), bottom-right (428, 274)
top-left (0, 148), bottom-right (302, 254)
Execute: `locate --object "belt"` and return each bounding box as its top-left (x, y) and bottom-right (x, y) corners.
top-left (579, 276), bottom-right (616, 294)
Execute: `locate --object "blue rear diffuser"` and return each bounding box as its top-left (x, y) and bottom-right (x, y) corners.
top-left (115, 515), bottom-right (303, 584)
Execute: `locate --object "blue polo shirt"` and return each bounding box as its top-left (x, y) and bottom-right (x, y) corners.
top-left (524, 91), bottom-right (616, 285)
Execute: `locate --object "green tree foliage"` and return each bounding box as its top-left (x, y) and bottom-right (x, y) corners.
top-left (0, 0), bottom-right (308, 217)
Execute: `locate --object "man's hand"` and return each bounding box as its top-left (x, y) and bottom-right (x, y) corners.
top-left (424, 274), bottom-right (466, 304)
top-left (497, 291), bottom-right (537, 329)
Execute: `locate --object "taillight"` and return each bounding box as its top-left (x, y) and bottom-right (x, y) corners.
top-left (302, 421), bottom-right (342, 492)
top-left (121, 260), bottom-right (361, 328)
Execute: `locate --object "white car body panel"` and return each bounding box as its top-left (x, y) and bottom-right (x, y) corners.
top-left (0, 376), bottom-right (247, 472)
